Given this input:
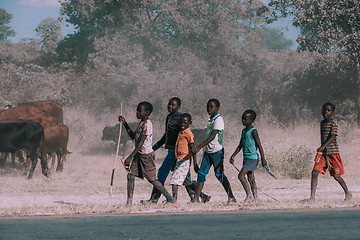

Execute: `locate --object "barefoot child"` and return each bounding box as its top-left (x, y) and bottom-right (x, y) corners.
top-left (144, 97), bottom-right (210, 204)
top-left (305, 102), bottom-right (352, 202)
top-left (229, 110), bottom-right (267, 203)
top-left (170, 113), bottom-right (198, 202)
top-left (118, 102), bottom-right (174, 206)
top-left (192, 99), bottom-right (236, 203)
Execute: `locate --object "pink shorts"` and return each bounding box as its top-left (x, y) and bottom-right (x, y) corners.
top-left (313, 152), bottom-right (345, 177)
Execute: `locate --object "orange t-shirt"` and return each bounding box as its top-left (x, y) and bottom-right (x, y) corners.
top-left (175, 128), bottom-right (194, 160)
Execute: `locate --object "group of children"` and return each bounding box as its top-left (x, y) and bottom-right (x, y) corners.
top-left (118, 98), bottom-right (352, 206)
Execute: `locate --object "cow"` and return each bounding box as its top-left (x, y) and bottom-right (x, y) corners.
top-left (0, 121), bottom-right (49, 179)
top-left (0, 116), bottom-right (58, 165)
top-left (18, 100), bottom-right (63, 124)
top-left (41, 124), bottom-right (70, 172)
top-left (101, 123), bottom-right (207, 155)
top-left (102, 122), bottom-right (139, 156)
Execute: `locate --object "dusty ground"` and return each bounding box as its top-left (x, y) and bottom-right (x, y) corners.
top-left (1, 145), bottom-right (359, 217)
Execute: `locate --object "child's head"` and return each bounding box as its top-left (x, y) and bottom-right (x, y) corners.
top-left (207, 99), bottom-right (220, 117)
top-left (322, 102), bottom-right (335, 121)
top-left (242, 110), bottom-right (256, 126)
top-left (136, 101), bottom-right (153, 119)
top-left (180, 113), bottom-right (192, 130)
top-left (168, 97), bottom-right (181, 114)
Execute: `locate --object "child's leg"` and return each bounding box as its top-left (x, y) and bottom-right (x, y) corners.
top-left (213, 150), bottom-right (236, 202)
top-left (151, 179), bottom-right (174, 203)
top-left (247, 172), bottom-right (258, 201)
top-left (186, 181), bottom-right (211, 203)
top-left (172, 184), bottom-right (179, 202)
top-left (192, 153), bottom-right (211, 203)
top-left (309, 169), bottom-right (320, 200)
top-left (334, 176), bottom-right (352, 201)
top-left (147, 150), bottom-right (176, 203)
top-left (126, 173), bottom-right (135, 206)
top-left (238, 168), bottom-right (252, 202)
top-left (193, 182), bottom-right (205, 203)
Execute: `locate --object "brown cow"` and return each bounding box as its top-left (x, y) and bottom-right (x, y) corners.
top-left (40, 124), bottom-right (70, 172)
top-left (18, 100), bottom-right (63, 124)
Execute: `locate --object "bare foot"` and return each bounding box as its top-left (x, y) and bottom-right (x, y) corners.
top-left (243, 196), bottom-right (253, 203)
top-left (227, 197), bottom-right (237, 203)
top-left (344, 193), bottom-right (352, 202)
top-left (300, 198), bottom-right (315, 203)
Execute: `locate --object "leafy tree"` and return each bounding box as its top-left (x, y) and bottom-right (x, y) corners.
top-left (35, 17), bottom-right (62, 51)
top-left (269, 0), bottom-right (360, 122)
top-left (0, 8), bottom-right (15, 41)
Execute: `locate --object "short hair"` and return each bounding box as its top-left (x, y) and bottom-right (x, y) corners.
top-left (181, 113), bottom-right (191, 121)
top-left (170, 97), bottom-right (181, 106)
top-left (138, 101), bottom-right (153, 115)
top-left (243, 109), bottom-right (256, 121)
top-left (323, 102), bottom-right (335, 111)
top-left (207, 99), bottom-right (220, 108)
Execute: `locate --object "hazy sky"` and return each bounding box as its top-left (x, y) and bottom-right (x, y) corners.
top-left (0, 0), bottom-right (75, 42)
top-left (0, 0), bottom-right (299, 49)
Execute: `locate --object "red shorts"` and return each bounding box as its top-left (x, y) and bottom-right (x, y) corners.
top-left (313, 152), bottom-right (344, 177)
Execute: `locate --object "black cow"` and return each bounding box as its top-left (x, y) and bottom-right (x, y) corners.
top-left (0, 121), bottom-right (49, 179)
top-left (102, 123), bottom-right (207, 154)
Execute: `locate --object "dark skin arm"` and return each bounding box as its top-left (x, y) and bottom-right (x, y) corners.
top-left (192, 130), bottom-right (219, 154)
top-left (118, 115), bottom-right (135, 139)
top-left (317, 134), bottom-right (336, 152)
top-left (192, 130), bottom-right (218, 171)
top-left (252, 129), bottom-right (267, 167)
top-left (124, 134), bottom-right (146, 165)
top-left (229, 137), bottom-right (243, 164)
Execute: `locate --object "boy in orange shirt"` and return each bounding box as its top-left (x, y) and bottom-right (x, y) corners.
top-left (170, 113), bottom-right (197, 202)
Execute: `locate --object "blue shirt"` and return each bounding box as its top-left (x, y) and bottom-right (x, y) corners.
top-left (242, 128), bottom-right (259, 159)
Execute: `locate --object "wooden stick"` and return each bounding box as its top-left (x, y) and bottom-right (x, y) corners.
top-left (110, 103), bottom-right (123, 196)
top-left (231, 162), bottom-right (278, 201)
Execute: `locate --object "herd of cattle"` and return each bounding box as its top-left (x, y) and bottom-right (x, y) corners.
top-left (0, 100), bottom-right (69, 179)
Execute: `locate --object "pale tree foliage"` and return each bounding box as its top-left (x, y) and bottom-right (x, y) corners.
top-left (269, 0), bottom-right (360, 122)
top-left (35, 17), bottom-right (62, 52)
top-left (0, 8), bottom-right (16, 42)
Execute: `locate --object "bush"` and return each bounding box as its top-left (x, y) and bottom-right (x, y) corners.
top-left (268, 145), bottom-right (313, 179)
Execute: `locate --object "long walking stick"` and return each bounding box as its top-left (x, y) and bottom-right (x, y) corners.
top-left (110, 103), bottom-right (123, 198)
top-left (231, 162), bottom-right (278, 202)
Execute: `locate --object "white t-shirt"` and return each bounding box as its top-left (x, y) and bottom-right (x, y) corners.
top-left (205, 114), bottom-right (224, 153)
top-left (134, 119), bottom-right (153, 154)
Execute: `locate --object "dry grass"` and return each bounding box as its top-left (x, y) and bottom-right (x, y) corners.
top-left (0, 107), bottom-right (359, 216)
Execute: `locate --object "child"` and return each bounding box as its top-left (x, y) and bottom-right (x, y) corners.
top-left (229, 110), bottom-right (267, 203)
top-left (143, 97), bottom-right (210, 204)
top-left (192, 99), bottom-right (236, 203)
top-left (170, 113), bottom-right (197, 202)
top-left (304, 102), bottom-right (352, 202)
top-left (118, 101), bottom-right (174, 206)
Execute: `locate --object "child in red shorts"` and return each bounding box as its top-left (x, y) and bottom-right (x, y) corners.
top-left (304, 102), bottom-right (352, 202)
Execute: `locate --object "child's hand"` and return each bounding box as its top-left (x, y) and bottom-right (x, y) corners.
top-left (317, 146), bottom-right (325, 152)
top-left (118, 115), bottom-right (126, 123)
top-left (229, 156), bottom-right (235, 164)
top-left (261, 157), bottom-right (267, 167)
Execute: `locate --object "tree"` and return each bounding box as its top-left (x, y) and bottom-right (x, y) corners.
top-left (35, 17), bottom-right (62, 51)
top-left (0, 8), bottom-right (16, 41)
top-left (269, 0), bottom-right (360, 122)
top-left (58, 0), bottom-right (271, 65)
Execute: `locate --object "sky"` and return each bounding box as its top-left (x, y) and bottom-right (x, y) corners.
top-left (0, 0), bottom-right (75, 43)
top-left (0, 0), bottom-right (299, 49)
